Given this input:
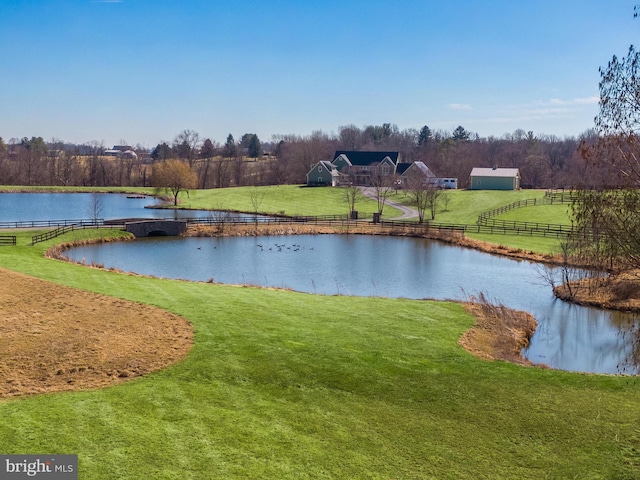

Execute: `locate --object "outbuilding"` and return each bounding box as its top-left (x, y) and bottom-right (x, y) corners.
top-left (469, 167), bottom-right (520, 190)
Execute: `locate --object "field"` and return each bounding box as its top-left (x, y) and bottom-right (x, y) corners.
top-left (1, 188), bottom-right (639, 478)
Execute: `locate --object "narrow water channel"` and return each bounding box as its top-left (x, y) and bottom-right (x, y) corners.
top-left (64, 234), bottom-right (640, 375)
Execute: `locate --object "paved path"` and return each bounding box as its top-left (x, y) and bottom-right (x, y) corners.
top-left (359, 187), bottom-right (418, 220)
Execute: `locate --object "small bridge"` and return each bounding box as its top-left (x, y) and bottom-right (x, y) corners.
top-left (125, 220), bottom-right (187, 237)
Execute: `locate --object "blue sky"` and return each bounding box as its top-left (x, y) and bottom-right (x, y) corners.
top-left (0, 0), bottom-right (636, 147)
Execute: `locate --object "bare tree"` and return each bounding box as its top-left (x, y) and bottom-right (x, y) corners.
top-left (441, 190), bottom-right (451, 211)
top-left (343, 175), bottom-right (361, 219)
top-left (87, 192), bottom-right (104, 225)
top-left (248, 187), bottom-right (266, 227)
top-left (231, 153), bottom-right (245, 187)
top-left (405, 175), bottom-right (442, 222)
top-left (369, 170), bottom-right (395, 216)
top-left (173, 129), bottom-right (201, 167)
top-left (571, 43), bottom-right (640, 272)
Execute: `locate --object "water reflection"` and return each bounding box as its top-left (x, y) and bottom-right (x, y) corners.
top-left (64, 234), bottom-right (640, 375)
top-left (0, 192), bottom-right (226, 223)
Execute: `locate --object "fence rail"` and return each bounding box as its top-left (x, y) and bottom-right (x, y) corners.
top-left (0, 235), bottom-right (16, 246)
top-left (379, 220), bottom-right (571, 239)
top-left (478, 218), bottom-right (573, 235)
top-left (30, 221), bottom-right (121, 245)
top-left (477, 198), bottom-right (545, 223)
top-left (545, 189), bottom-right (578, 203)
top-left (184, 214), bottom-right (349, 226)
top-left (476, 192), bottom-right (577, 235)
top-left (188, 216), bottom-right (573, 239)
top-left (0, 218), bottom-right (101, 229)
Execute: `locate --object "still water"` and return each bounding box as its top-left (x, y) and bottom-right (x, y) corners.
top-left (65, 234), bottom-right (640, 375)
top-left (0, 192), bottom-right (219, 223)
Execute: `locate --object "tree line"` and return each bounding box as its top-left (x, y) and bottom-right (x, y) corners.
top-left (0, 125), bottom-right (600, 190)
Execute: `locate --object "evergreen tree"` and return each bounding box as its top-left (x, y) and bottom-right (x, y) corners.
top-left (223, 134), bottom-right (237, 158)
top-left (418, 125), bottom-right (432, 146)
top-left (200, 138), bottom-right (217, 158)
top-left (248, 134), bottom-right (262, 158)
top-left (452, 126), bottom-right (470, 142)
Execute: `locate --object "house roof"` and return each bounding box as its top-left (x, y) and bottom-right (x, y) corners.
top-left (318, 160), bottom-right (335, 169)
top-left (333, 151), bottom-right (399, 166)
top-left (396, 162), bottom-right (412, 175)
top-left (397, 161), bottom-right (436, 177)
top-left (409, 161), bottom-right (435, 177)
top-left (470, 167), bottom-right (520, 178)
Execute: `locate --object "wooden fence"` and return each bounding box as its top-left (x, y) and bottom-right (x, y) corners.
top-left (186, 216), bottom-right (573, 239)
top-left (0, 236), bottom-right (16, 246)
top-left (0, 218), bottom-right (100, 229)
top-left (30, 221), bottom-right (119, 245)
top-left (475, 191), bottom-right (577, 236)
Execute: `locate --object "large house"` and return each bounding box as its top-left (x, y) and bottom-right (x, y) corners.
top-left (306, 151), bottom-right (455, 188)
top-left (306, 151), bottom-right (398, 186)
top-left (469, 167), bottom-right (520, 190)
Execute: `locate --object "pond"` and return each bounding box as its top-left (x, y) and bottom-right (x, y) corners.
top-left (0, 192), bottom-right (239, 223)
top-left (64, 234), bottom-right (640, 375)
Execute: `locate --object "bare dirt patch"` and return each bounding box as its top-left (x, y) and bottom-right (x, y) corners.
top-left (0, 268), bottom-right (193, 398)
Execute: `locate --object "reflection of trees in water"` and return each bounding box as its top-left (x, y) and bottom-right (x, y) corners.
top-left (616, 317), bottom-right (640, 375)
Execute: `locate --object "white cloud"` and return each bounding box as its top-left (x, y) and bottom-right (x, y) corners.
top-left (448, 103), bottom-right (472, 111)
top-left (545, 97), bottom-right (599, 106)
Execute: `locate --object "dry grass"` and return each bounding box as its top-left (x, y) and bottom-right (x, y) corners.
top-left (459, 293), bottom-right (538, 366)
top-left (555, 271), bottom-right (640, 312)
top-left (0, 268), bottom-right (193, 398)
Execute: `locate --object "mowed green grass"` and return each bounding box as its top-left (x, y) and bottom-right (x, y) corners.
top-left (177, 185), bottom-right (400, 218)
top-left (393, 189), bottom-right (567, 254)
top-left (494, 203), bottom-right (573, 226)
top-left (0, 184), bottom-right (403, 218)
top-left (395, 189), bottom-right (549, 224)
top-left (1, 229), bottom-right (640, 478)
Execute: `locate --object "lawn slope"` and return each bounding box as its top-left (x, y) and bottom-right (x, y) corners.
top-left (0, 231), bottom-right (638, 478)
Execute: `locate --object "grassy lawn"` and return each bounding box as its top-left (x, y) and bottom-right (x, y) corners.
top-left (394, 189), bottom-right (548, 225)
top-left (494, 203), bottom-right (573, 226)
top-left (464, 233), bottom-right (565, 255)
top-left (0, 229), bottom-right (639, 478)
top-left (176, 185), bottom-right (400, 218)
top-left (389, 189), bottom-right (567, 254)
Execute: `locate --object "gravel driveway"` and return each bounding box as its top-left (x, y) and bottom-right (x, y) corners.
top-left (359, 187), bottom-right (418, 220)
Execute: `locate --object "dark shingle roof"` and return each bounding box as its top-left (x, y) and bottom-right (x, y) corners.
top-left (396, 162), bottom-right (412, 175)
top-left (333, 151), bottom-right (399, 166)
